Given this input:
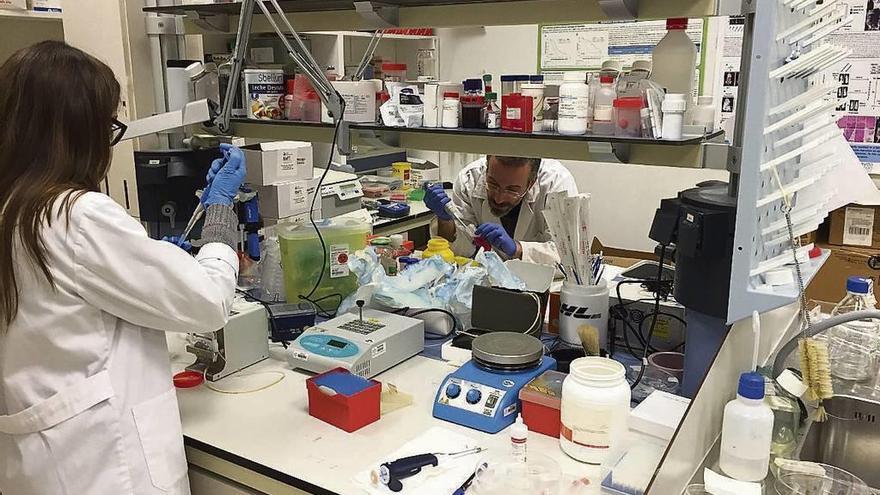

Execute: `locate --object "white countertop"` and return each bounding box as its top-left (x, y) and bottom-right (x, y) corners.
top-left (168, 336), bottom-right (608, 494)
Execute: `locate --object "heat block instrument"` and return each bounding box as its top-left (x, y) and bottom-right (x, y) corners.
top-left (433, 332), bottom-right (556, 433)
top-left (287, 306), bottom-right (424, 378)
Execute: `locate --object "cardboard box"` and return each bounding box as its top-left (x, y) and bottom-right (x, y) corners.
top-left (828, 204), bottom-right (880, 249)
top-left (243, 141), bottom-right (313, 186)
top-left (0, 0), bottom-right (27, 9)
top-left (255, 178), bottom-right (320, 219)
top-left (321, 80), bottom-right (379, 124)
top-left (806, 243), bottom-right (880, 304)
top-left (29, 0), bottom-right (60, 10)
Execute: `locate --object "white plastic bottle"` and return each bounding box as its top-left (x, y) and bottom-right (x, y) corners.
top-left (558, 71), bottom-right (589, 135)
top-left (661, 94), bottom-right (687, 140)
top-left (591, 76), bottom-right (616, 136)
top-left (650, 18), bottom-right (697, 112)
top-left (510, 413), bottom-right (528, 463)
top-left (719, 372), bottom-right (774, 482)
top-left (560, 357), bottom-right (630, 465)
top-left (617, 60), bottom-right (652, 97)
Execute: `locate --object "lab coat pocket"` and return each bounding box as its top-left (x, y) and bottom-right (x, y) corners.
top-left (42, 399), bottom-right (132, 494)
top-left (133, 388), bottom-right (188, 492)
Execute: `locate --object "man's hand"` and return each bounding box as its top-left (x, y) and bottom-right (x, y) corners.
top-left (424, 184), bottom-right (453, 221)
top-left (475, 223), bottom-right (520, 258)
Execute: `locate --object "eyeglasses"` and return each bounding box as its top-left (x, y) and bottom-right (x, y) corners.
top-left (486, 180), bottom-right (529, 200)
top-left (111, 118), bottom-right (127, 146)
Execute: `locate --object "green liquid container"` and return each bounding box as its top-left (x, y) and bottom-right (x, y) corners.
top-left (278, 218), bottom-right (370, 310)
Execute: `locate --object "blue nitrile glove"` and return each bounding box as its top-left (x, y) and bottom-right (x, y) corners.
top-left (202, 143), bottom-right (246, 206)
top-left (162, 236), bottom-right (192, 253)
top-left (424, 183), bottom-right (452, 221)
top-left (476, 223), bottom-right (517, 258)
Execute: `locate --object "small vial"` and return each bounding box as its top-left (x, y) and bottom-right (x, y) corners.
top-left (510, 414), bottom-right (528, 463)
top-left (485, 92), bottom-right (501, 129)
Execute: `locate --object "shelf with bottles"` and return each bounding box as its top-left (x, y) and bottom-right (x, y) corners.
top-left (230, 117), bottom-right (725, 165)
top-left (143, 0), bottom-right (726, 34)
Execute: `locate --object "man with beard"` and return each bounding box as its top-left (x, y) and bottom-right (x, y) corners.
top-left (424, 155), bottom-right (577, 264)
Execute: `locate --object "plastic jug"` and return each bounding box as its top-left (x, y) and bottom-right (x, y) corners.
top-left (650, 18), bottom-right (697, 114)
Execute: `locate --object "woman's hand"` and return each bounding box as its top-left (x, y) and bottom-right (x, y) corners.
top-left (203, 144), bottom-right (247, 206)
top-left (162, 236), bottom-right (192, 252)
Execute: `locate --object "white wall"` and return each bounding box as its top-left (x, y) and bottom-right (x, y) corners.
top-left (435, 25), bottom-right (727, 252)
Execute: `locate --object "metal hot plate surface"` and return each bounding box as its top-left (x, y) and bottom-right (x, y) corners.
top-left (471, 332), bottom-right (544, 370)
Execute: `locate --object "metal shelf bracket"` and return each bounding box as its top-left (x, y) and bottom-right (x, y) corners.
top-left (598, 0), bottom-right (638, 20)
top-left (354, 1), bottom-right (400, 28)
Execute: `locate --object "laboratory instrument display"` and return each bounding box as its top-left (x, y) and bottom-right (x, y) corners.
top-left (287, 307), bottom-right (424, 378)
top-left (434, 332), bottom-right (557, 433)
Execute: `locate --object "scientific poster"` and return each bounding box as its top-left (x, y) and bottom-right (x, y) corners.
top-left (719, 3), bottom-right (880, 179)
top-left (539, 19), bottom-right (704, 71)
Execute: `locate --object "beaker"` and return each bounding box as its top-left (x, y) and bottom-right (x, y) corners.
top-left (828, 322), bottom-right (879, 382)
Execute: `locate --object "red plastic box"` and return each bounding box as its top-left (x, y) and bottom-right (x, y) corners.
top-left (306, 368), bottom-right (382, 433)
top-left (519, 370), bottom-right (566, 438)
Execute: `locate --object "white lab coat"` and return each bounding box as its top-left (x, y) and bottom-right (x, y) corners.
top-left (0, 192), bottom-right (238, 495)
top-left (449, 157), bottom-right (578, 265)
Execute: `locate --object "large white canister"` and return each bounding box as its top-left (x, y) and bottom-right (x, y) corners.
top-left (560, 357), bottom-right (631, 465)
top-left (558, 280), bottom-right (609, 351)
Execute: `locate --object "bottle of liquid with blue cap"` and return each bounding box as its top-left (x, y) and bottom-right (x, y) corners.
top-left (828, 276), bottom-right (879, 381)
top-left (719, 372), bottom-right (774, 481)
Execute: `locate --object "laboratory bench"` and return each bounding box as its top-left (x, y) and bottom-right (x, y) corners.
top-left (167, 335), bottom-right (619, 495)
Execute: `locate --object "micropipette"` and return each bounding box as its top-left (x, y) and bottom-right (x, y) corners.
top-left (375, 447), bottom-right (485, 492)
top-left (178, 202), bottom-right (204, 246)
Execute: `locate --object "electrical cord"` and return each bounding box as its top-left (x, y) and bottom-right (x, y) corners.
top-left (613, 281), bottom-right (672, 353)
top-left (298, 96), bottom-right (346, 317)
top-left (408, 307), bottom-right (461, 337)
top-left (629, 245), bottom-right (667, 390)
top-left (236, 289), bottom-right (280, 342)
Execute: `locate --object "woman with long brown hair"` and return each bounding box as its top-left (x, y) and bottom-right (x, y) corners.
top-left (0, 41), bottom-right (246, 494)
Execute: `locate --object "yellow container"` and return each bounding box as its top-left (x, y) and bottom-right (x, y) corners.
top-left (391, 161), bottom-right (412, 191)
top-left (422, 237), bottom-right (456, 264)
top-left (278, 218), bottom-right (370, 309)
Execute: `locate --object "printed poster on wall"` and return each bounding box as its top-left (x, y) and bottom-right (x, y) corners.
top-left (721, 2), bottom-right (880, 182)
top-left (539, 19), bottom-right (705, 82)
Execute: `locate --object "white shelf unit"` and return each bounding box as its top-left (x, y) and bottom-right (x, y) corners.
top-left (0, 9), bottom-right (62, 21)
top-left (0, 8), bottom-right (64, 64)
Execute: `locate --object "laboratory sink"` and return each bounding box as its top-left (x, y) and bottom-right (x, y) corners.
top-left (796, 395), bottom-right (880, 489)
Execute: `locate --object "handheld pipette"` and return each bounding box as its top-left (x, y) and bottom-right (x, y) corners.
top-left (177, 146), bottom-right (231, 246)
top-left (374, 447), bottom-right (485, 492)
top-left (178, 201), bottom-right (204, 246)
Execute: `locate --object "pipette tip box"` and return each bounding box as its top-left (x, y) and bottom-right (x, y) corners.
top-left (306, 368), bottom-right (381, 432)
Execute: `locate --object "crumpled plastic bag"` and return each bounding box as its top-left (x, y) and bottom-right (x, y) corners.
top-left (476, 249), bottom-right (527, 290)
top-left (339, 248), bottom-right (525, 315)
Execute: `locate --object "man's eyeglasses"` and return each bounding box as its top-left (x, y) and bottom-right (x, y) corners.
top-left (111, 118), bottom-right (127, 146)
top-left (486, 181), bottom-right (528, 200)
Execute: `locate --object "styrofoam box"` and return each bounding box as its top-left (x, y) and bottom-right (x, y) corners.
top-left (255, 178), bottom-right (320, 219)
top-left (243, 141), bottom-right (313, 186)
top-left (629, 390), bottom-right (691, 441)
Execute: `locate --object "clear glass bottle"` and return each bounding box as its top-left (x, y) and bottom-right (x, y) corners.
top-left (416, 48), bottom-right (437, 81)
top-left (828, 276), bottom-right (879, 382)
